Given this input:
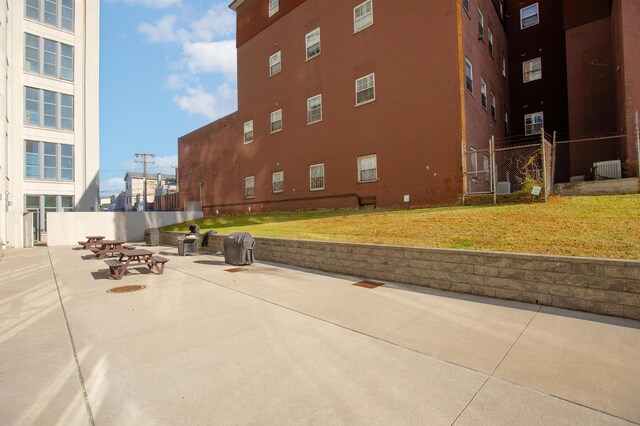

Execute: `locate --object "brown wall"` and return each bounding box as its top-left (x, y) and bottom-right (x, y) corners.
top-left (235, 0), bottom-right (305, 47)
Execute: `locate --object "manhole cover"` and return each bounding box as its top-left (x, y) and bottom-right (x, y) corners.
top-left (107, 285), bottom-right (146, 294)
top-left (225, 268), bottom-right (247, 273)
top-left (352, 280), bottom-right (384, 289)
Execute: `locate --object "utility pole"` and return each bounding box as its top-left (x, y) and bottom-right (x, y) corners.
top-left (135, 153), bottom-right (156, 211)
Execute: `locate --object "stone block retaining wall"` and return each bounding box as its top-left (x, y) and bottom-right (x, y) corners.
top-left (160, 231), bottom-right (640, 320)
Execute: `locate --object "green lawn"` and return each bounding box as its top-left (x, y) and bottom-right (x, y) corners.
top-left (162, 195), bottom-right (640, 260)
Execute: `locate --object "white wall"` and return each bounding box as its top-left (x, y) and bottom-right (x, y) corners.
top-left (46, 211), bottom-right (203, 246)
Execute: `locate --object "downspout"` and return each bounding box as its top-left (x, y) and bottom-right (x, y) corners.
top-left (457, 0), bottom-right (467, 205)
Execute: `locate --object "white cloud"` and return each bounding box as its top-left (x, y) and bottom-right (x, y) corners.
top-left (182, 40), bottom-right (237, 81)
top-left (174, 84), bottom-right (237, 120)
top-left (189, 5), bottom-right (235, 41)
top-left (138, 15), bottom-right (187, 43)
top-left (126, 0), bottom-right (182, 8)
top-left (101, 177), bottom-right (125, 194)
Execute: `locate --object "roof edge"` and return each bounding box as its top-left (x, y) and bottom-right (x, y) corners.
top-left (229, 0), bottom-right (246, 11)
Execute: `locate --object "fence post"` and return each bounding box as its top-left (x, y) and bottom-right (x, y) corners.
top-left (490, 136), bottom-right (497, 205)
top-left (541, 128), bottom-right (548, 202)
top-left (550, 131), bottom-right (557, 195)
top-left (635, 111), bottom-right (640, 178)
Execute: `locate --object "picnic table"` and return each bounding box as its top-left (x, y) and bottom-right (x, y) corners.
top-left (92, 240), bottom-right (127, 260)
top-left (104, 248), bottom-right (169, 280)
top-left (78, 236), bottom-right (105, 250)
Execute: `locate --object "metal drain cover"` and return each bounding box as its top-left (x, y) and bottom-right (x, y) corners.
top-left (352, 280), bottom-right (384, 289)
top-left (107, 285), bottom-right (146, 293)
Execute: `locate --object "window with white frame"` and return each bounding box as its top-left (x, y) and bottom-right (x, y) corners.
top-left (464, 58), bottom-right (473, 93)
top-left (25, 33), bottom-right (74, 81)
top-left (504, 109), bottom-right (509, 134)
top-left (24, 87), bottom-right (73, 130)
top-left (488, 28), bottom-right (494, 55)
top-left (25, 140), bottom-right (74, 181)
top-left (305, 28), bottom-right (321, 60)
top-left (272, 171), bottom-right (284, 193)
top-left (358, 154), bottom-right (377, 182)
top-left (307, 94), bottom-right (322, 124)
top-left (502, 55), bottom-right (506, 77)
top-left (309, 164), bottom-right (325, 190)
top-left (355, 73), bottom-right (375, 105)
top-left (523, 57), bottom-right (542, 82)
top-left (480, 78), bottom-right (487, 109)
top-left (270, 109), bottom-right (282, 133)
top-left (244, 120), bottom-right (254, 143)
top-left (245, 176), bottom-right (255, 198)
top-left (269, 51), bottom-right (281, 76)
top-left (354, 0), bottom-right (373, 33)
top-left (499, 0), bottom-right (504, 18)
top-left (524, 111), bottom-right (544, 135)
top-left (25, 0), bottom-right (74, 32)
top-left (520, 3), bottom-right (539, 29)
top-left (490, 92), bottom-right (496, 119)
top-left (462, 0), bottom-right (469, 14)
top-left (478, 8), bottom-right (484, 39)
top-left (269, 0), bottom-right (279, 17)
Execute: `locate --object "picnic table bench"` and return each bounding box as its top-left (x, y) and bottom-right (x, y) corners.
top-left (105, 249), bottom-right (169, 280)
top-left (93, 240), bottom-right (126, 260)
top-left (78, 236), bottom-right (105, 250)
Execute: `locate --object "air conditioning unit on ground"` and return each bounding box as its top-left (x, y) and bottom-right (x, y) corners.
top-left (497, 181), bottom-right (511, 194)
top-left (593, 160), bottom-right (622, 180)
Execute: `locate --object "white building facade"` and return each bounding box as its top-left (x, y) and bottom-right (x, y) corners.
top-left (1, 0), bottom-right (99, 248)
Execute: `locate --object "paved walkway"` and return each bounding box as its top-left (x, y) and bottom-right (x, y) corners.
top-left (1, 245), bottom-right (639, 425)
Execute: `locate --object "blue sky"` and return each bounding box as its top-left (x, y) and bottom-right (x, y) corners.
top-left (99, 0), bottom-right (237, 195)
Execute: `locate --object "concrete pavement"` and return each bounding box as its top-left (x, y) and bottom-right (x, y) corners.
top-left (1, 245), bottom-right (639, 425)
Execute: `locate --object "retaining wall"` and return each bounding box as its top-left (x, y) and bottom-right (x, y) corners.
top-left (555, 177), bottom-right (640, 195)
top-left (160, 231), bottom-right (640, 320)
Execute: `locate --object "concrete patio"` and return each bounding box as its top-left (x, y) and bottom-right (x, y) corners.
top-left (1, 245), bottom-right (639, 425)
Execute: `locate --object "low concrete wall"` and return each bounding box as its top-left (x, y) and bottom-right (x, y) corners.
top-left (555, 177), bottom-right (640, 195)
top-left (160, 231), bottom-right (640, 320)
top-left (47, 212), bottom-right (203, 246)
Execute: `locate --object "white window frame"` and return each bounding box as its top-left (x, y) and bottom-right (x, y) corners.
top-left (269, 51), bottom-right (281, 76)
top-left (357, 154), bottom-right (377, 183)
top-left (462, 0), bottom-right (470, 14)
top-left (305, 28), bottom-right (321, 61)
top-left (480, 78), bottom-right (487, 109)
top-left (354, 0), bottom-right (373, 33)
top-left (355, 73), bottom-right (376, 106)
top-left (502, 55), bottom-right (506, 78)
top-left (25, 140), bottom-right (74, 181)
top-left (520, 3), bottom-right (539, 29)
top-left (309, 163), bottom-right (325, 191)
top-left (524, 111), bottom-right (544, 135)
top-left (24, 86), bottom-right (73, 130)
top-left (270, 109), bottom-right (282, 133)
top-left (522, 57), bottom-right (542, 83)
top-left (477, 8), bottom-right (484, 39)
top-left (464, 58), bottom-right (473, 93)
top-left (24, 33), bottom-right (74, 81)
top-left (488, 28), bottom-right (494, 55)
top-left (244, 120), bottom-right (253, 144)
top-left (25, 0), bottom-right (74, 32)
top-left (272, 171), bottom-right (284, 193)
top-left (307, 94), bottom-right (322, 124)
top-left (490, 92), bottom-right (496, 119)
top-left (269, 0), bottom-right (279, 17)
top-left (244, 176), bottom-right (255, 198)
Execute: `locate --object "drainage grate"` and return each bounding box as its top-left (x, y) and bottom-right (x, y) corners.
top-left (225, 268), bottom-right (247, 273)
top-left (107, 285), bottom-right (146, 294)
top-left (352, 280), bottom-right (384, 289)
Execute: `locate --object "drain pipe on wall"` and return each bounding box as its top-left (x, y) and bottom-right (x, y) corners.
top-left (635, 111), bottom-right (639, 178)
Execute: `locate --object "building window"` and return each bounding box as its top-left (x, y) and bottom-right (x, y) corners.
top-left (488, 29), bottom-right (494, 55)
top-left (24, 87), bottom-right (74, 130)
top-left (307, 94), bottom-right (322, 124)
top-left (470, 147), bottom-right (478, 174)
top-left (272, 171), bottom-right (284, 193)
top-left (309, 164), bottom-right (325, 190)
top-left (462, 0), bottom-right (469, 14)
top-left (270, 109), bottom-right (282, 133)
top-left (245, 176), bottom-right (255, 198)
top-left (502, 55), bottom-right (506, 78)
top-left (477, 8), bottom-right (484, 39)
top-left (358, 154), bottom-right (377, 183)
top-left (61, 196), bottom-right (74, 212)
top-left (354, 0), bottom-right (373, 33)
top-left (355, 73), bottom-right (375, 105)
top-left (269, 0), bottom-right (279, 17)
top-left (25, 34), bottom-right (74, 81)
top-left (25, 141), bottom-right (39, 179)
top-left (504, 109), bottom-right (509, 134)
top-left (523, 57), bottom-right (542, 82)
top-left (464, 58), bottom-right (473, 93)
top-left (61, 144), bottom-right (73, 180)
top-left (524, 111), bottom-right (544, 135)
top-left (480, 79), bottom-right (487, 109)
top-left (490, 92), bottom-right (496, 119)
top-left (520, 3), bottom-right (539, 29)
top-left (25, 34), bottom-right (40, 73)
top-left (305, 28), bottom-right (321, 61)
top-left (244, 120), bottom-right (254, 143)
top-left (44, 142), bottom-right (57, 179)
top-left (500, 0), bottom-right (504, 18)
top-left (25, 140), bottom-right (74, 181)
top-left (269, 51), bottom-right (281, 76)
top-left (25, 0), bottom-right (74, 32)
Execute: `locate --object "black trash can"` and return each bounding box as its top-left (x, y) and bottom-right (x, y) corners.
top-left (144, 228), bottom-right (159, 246)
top-left (223, 232), bottom-right (255, 266)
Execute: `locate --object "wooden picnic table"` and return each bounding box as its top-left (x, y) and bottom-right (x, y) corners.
top-left (104, 249), bottom-right (169, 280)
top-left (92, 240), bottom-right (127, 260)
top-left (78, 235), bottom-right (105, 250)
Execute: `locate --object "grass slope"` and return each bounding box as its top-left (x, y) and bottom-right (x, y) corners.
top-left (162, 195), bottom-right (640, 260)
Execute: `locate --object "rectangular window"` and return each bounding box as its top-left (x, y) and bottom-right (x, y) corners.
top-left (464, 58), bottom-right (473, 93)
top-left (244, 120), bottom-right (254, 143)
top-left (502, 55), bottom-right (506, 78)
top-left (488, 29), bottom-right (494, 55)
top-left (524, 111), bottom-right (544, 135)
top-left (43, 142), bottom-right (57, 180)
top-left (523, 57), bottom-right (542, 82)
top-left (25, 87), bottom-right (40, 126)
top-left (470, 148), bottom-right (478, 174)
top-left (60, 43), bottom-right (74, 81)
top-left (25, 34), bottom-right (40, 73)
top-left (480, 79), bottom-right (487, 109)
top-left (269, 0), bottom-right (279, 17)
top-left (61, 0), bottom-right (74, 31)
top-left (43, 38), bottom-right (58, 77)
top-left (490, 92), bottom-right (496, 119)
top-left (25, 141), bottom-right (40, 180)
top-left (44, 0), bottom-right (58, 26)
top-left (24, 34), bottom-right (74, 81)
top-left (504, 109), bottom-right (509, 134)
top-left (26, 0), bottom-right (40, 20)
top-left (358, 154), bottom-right (377, 183)
top-left (310, 163), bottom-right (325, 190)
top-left (272, 171), bottom-right (284, 193)
top-left (269, 51), bottom-right (281, 76)
top-left (477, 8), bottom-right (484, 39)
top-left (305, 28), bottom-right (321, 60)
top-left (354, 0), bottom-right (373, 33)
top-left (245, 176), bottom-right (255, 198)
top-left (61, 144), bottom-right (73, 180)
top-left (61, 195), bottom-right (74, 212)
top-left (521, 3), bottom-right (539, 29)
top-left (355, 73), bottom-right (375, 105)
top-left (43, 90), bottom-right (58, 128)
top-left (26, 0), bottom-right (74, 31)
top-left (307, 94), bottom-right (322, 124)
top-left (462, 0), bottom-right (469, 14)
top-left (24, 87), bottom-right (74, 130)
top-left (270, 109), bottom-right (282, 133)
